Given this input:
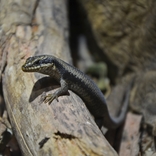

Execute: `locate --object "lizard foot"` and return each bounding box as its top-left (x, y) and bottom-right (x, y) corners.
top-left (44, 93), bottom-right (59, 105)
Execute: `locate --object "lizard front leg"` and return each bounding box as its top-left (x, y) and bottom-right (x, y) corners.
top-left (44, 78), bottom-right (69, 104)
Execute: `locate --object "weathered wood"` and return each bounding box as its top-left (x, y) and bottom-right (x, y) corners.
top-left (1, 0), bottom-right (118, 155)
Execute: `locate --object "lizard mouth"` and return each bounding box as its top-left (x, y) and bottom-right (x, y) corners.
top-left (22, 62), bottom-right (54, 72)
top-left (22, 64), bottom-right (41, 72)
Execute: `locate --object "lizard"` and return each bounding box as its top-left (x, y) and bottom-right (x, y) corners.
top-left (22, 55), bottom-right (132, 129)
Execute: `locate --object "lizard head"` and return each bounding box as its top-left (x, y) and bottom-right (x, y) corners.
top-left (22, 55), bottom-right (56, 74)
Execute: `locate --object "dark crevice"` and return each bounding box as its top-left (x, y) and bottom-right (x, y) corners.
top-left (39, 137), bottom-right (50, 149)
top-left (1, 52), bottom-right (7, 76)
top-left (32, 0), bottom-right (40, 17)
top-left (31, 0), bottom-right (40, 24)
top-left (0, 34), bottom-right (13, 80)
top-left (54, 131), bottom-right (77, 140)
top-left (68, 0), bottom-right (84, 66)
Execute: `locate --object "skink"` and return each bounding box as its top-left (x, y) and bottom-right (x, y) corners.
top-left (22, 55), bottom-right (131, 129)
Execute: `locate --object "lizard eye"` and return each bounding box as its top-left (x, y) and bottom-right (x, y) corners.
top-left (34, 60), bottom-right (41, 65)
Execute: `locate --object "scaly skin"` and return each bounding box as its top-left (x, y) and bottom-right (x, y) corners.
top-left (22, 55), bottom-right (132, 129)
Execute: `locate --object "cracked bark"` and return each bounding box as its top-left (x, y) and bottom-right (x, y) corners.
top-left (0, 0), bottom-right (118, 155)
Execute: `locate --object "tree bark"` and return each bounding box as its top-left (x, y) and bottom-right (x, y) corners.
top-left (1, 0), bottom-right (118, 155)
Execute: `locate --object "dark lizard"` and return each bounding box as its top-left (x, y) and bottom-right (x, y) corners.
top-left (22, 55), bottom-right (132, 129)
